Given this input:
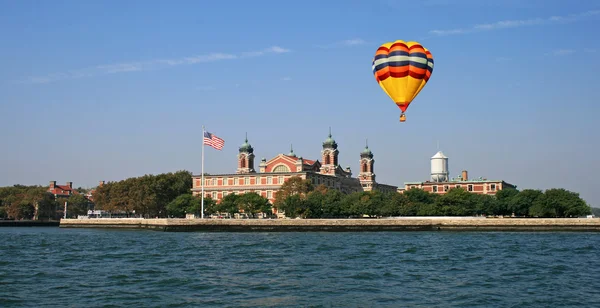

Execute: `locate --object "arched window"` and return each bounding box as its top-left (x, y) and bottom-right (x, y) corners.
top-left (240, 159), bottom-right (246, 168)
top-left (325, 156), bottom-right (331, 165)
top-left (362, 164), bottom-right (367, 173)
top-left (273, 165), bottom-right (290, 173)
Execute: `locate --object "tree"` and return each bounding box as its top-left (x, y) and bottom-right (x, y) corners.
top-left (63, 194), bottom-right (91, 218)
top-left (215, 193), bottom-right (240, 216)
top-left (495, 188), bottom-right (519, 216)
top-left (530, 188), bottom-right (591, 218)
top-left (273, 176), bottom-right (314, 213)
top-left (404, 188), bottom-right (437, 205)
top-left (236, 192), bottom-right (271, 217)
top-left (510, 189), bottom-right (543, 217)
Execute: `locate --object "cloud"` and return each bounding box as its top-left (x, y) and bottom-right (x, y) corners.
top-left (429, 9), bottom-right (600, 36)
top-left (18, 46), bottom-right (291, 84)
top-left (545, 48), bottom-right (596, 56)
top-left (281, 77), bottom-right (292, 81)
top-left (551, 49), bottom-right (575, 56)
top-left (196, 85), bottom-right (216, 91)
top-left (316, 38), bottom-right (367, 49)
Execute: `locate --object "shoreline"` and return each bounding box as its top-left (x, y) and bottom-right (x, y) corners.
top-left (58, 217), bottom-right (600, 232)
top-left (0, 220), bottom-right (60, 227)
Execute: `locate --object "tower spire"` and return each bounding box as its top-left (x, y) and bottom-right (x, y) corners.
top-left (245, 132), bottom-right (248, 142)
top-left (328, 126), bottom-right (332, 137)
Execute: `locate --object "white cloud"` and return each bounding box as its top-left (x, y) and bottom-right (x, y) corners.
top-left (429, 10), bottom-right (600, 36)
top-left (342, 39), bottom-right (366, 46)
top-left (196, 85), bottom-right (216, 91)
top-left (552, 49), bottom-right (575, 56)
top-left (316, 38), bottom-right (367, 49)
top-left (18, 46), bottom-right (290, 84)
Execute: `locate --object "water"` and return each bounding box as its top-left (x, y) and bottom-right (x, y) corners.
top-left (1, 227), bottom-right (599, 307)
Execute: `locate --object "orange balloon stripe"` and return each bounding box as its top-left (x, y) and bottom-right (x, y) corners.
top-left (388, 66), bottom-right (409, 74)
top-left (408, 66), bottom-right (427, 76)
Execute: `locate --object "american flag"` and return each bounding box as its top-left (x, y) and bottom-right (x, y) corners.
top-left (203, 131), bottom-right (225, 150)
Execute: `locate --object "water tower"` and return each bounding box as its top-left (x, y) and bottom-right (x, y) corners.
top-left (431, 151), bottom-right (449, 182)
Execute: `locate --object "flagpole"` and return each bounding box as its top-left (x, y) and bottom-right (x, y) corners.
top-left (201, 125), bottom-right (205, 219)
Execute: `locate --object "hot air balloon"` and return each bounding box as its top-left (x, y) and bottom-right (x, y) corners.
top-left (372, 40), bottom-right (434, 122)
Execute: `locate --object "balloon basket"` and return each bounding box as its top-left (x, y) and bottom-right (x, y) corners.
top-left (400, 113), bottom-right (406, 122)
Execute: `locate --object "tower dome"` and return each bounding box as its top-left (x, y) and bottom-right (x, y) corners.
top-left (322, 127), bottom-right (338, 149)
top-left (288, 144), bottom-right (297, 157)
top-left (239, 134), bottom-right (254, 154)
top-left (430, 151), bottom-right (449, 182)
top-left (360, 140), bottom-right (373, 159)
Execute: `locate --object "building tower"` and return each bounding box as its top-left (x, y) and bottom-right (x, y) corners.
top-left (431, 151), bottom-right (449, 182)
top-left (359, 140), bottom-right (376, 190)
top-left (237, 133), bottom-right (255, 174)
top-left (320, 127), bottom-right (338, 175)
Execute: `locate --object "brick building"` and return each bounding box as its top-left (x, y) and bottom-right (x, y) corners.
top-left (191, 131), bottom-right (398, 210)
top-left (398, 151), bottom-right (517, 195)
top-left (48, 181), bottom-right (78, 198)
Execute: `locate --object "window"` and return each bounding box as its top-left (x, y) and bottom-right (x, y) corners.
top-left (273, 165), bottom-right (290, 173)
top-left (433, 185), bottom-right (438, 192)
top-left (267, 191), bottom-right (272, 198)
top-left (212, 192), bottom-right (216, 199)
top-left (468, 184), bottom-right (473, 192)
top-left (244, 177), bottom-right (249, 185)
top-left (490, 184), bottom-right (496, 191)
top-left (240, 159), bottom-right (246, 168)
top-left (456, 184), bottom-right (461, 188)
top-left (212, 178), bottom-right (216, 186)
top-left (223, 192), bottom-right (228, 197)
top-left (444, 185), bottom-right (449, 192)
top-left (362, 164), bottom-right (367, 172)
top-left (223, 177), bottom-right (228, 185)
top-left (325, 156), bottom-right (331, 165)
top-left (278, 176), bottom-right (283, 184)
top-left (267, 176), bottom-right (272, 184)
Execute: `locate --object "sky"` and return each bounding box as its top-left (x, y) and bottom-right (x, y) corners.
top-left (1, 0), bottom-right (598, 207)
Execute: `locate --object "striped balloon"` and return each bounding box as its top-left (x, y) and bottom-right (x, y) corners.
top-left (372, 40), bottom-right (434, 122)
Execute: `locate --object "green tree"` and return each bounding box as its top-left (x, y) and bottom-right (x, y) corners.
top-left (273, 176), bottom-right (314, 212)
top-left (236, 192), bottom-right (271, 217)
top-left (167, 194), bottom-right (197, 217)
top-left (472, 194), bottom-right (499, 216)
top-left (433, 187), bottom-right (476, 216)
top-left (215, 193), bottom-right (240, 216)
top-left (404, 188), bottom-right (437, 205)
top-left (495, 188), bottom-right (519, 216)
top-left (510, 189), bottom-right (543, 217)
top-left (530, 188), bottom-right (591, 218)
top-left (64, 194), bottom-right (91, 218)
top-left (278, 194), bottom-right (307, 218)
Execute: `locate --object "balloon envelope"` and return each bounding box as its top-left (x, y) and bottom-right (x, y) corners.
top-left (372, 40), bottom-right (434, 121)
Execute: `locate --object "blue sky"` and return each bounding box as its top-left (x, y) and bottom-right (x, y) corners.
top-left (1, 0), bottom-right (598, 207)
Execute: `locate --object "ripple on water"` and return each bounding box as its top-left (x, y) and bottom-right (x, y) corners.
top-left (1, 229), bottom-right (600, 307)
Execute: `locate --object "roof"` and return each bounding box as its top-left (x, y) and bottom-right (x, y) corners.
top-left (405, 180), bottom-right (516, 185)
top-left (431, 151), bottom-right (448, 159)
top-left (49, 185), bottom-right (78, 196)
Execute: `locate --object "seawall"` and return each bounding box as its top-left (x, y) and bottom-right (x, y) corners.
top-left (59, 217), bottom-right (600, 232)
top-left (0, 220), bottom-right (60, 227)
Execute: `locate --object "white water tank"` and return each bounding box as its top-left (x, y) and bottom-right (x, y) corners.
top-left (431, 151), bottom-right (449, 182)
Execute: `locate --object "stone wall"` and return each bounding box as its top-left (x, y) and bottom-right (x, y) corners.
top-left (59, 217), bottom-right (600, 232)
